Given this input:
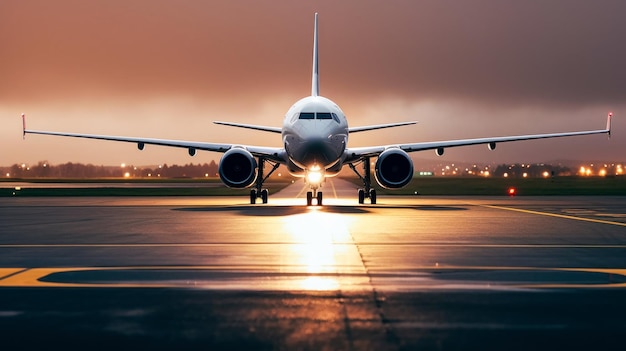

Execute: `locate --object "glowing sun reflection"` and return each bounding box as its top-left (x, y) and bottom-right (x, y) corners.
top-left (282, 208), bottom-right (353, 290)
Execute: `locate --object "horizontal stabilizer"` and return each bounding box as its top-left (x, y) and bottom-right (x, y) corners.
top-left (213, 121), bottom-right (282, 134)
top-left (349, 121), bottom-right (417, 133)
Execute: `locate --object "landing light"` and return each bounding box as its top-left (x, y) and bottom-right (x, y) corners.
top-left (307, 170), bottom-right (323, 184)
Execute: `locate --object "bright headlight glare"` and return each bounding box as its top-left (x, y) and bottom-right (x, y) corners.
top-left (307, 171), bottom-right (323, 184)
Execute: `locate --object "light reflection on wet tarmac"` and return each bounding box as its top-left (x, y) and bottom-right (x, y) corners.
top-left (1, 180), bottom-right (625, 291)
top-left (1, 180), bottom-right (626, 349)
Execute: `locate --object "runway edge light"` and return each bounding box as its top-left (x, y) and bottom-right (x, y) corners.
top-left (508, 187), bottom-right (517, 196)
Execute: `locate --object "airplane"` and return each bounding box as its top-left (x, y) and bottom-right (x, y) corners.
top-left (22, 13), bottom-right (612, 206)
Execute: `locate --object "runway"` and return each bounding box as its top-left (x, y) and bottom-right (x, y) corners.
top-left (1, 179), bottom-right (625, 350)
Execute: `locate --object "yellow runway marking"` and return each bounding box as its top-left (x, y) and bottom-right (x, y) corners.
top-left (0, 268), bottom-right (25, 280)
top-left (0, 267), bottom-right (100, 287)
top-left (521, 268), bottom-right (626, 289)
top-left (0, 266), bottom-right (278, 288)
top-left (1, 265), bottom-right (625, 289)
top-left (482, 204), bottom-right (626, 227)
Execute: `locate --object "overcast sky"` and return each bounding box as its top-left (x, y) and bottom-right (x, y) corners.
top-left (1, 0), bottom-right (624, 166)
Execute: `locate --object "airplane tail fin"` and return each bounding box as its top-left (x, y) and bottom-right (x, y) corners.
top-left (311, 13), bottom-right (319, 97)
top-left (607, 112), bottom-right (612, 138)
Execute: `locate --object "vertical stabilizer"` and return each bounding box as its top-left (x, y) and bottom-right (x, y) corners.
top-left (311, 13), bottom-right (319, 97)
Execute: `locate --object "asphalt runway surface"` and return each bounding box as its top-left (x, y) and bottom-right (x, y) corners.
top-left (1, 179), bottom-right (626, 350)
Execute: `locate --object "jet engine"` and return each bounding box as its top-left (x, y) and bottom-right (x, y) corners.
top-left (218, 148), bottom-right (257, 188)
top-left (374, 148), bottom-right (414, 189)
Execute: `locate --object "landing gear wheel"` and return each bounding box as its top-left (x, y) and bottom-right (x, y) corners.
top-left (306, 191), bottom-right (313, 206)
top-left (358, 189), bottom-right (365, 204)
top-left (369, 189), bottom-right (377, 204)
top-left (317, 191), bottom-right (323, 206)
top-left (250, 157), bottom-right (279, 205)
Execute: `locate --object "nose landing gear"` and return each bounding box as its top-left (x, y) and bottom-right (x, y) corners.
top-left (306, 190), bottom-right (323, 206)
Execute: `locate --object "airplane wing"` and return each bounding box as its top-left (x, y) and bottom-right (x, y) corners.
top-left (213, 121), bottom-right (282, 133)
top-left (345, 113), bottom-right (612, 162)
top-left (348, 121), bottom-right (417, 133)
top-left (22, 114), bottom-right (286, 163)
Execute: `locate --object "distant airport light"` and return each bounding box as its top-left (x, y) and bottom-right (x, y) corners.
top-left (124, 172), bottom-right (131, 178)
top-left (542, 171), bottom-right (550, 178)
top-left (508, 187), bottom-right (517, 196)
top-left (599, 169), bottom-right (607, 177)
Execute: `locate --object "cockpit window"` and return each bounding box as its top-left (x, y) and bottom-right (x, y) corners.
top-left (317, 112), bottom-right (332, 120)
top-left (299, 112), bottom-right (315, 120)
top-left (297, 112), bottom-right (340, 122)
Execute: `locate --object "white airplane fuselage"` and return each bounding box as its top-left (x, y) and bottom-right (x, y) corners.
top-left (282, 96), bottom-right (348, 180)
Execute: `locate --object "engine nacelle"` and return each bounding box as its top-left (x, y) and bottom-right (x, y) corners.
top-left (374, 148), bottom-right (414, 189)
top-left (218, 148), bottom-right (257, 188)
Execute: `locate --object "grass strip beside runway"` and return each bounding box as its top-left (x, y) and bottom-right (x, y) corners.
top-left (375, 176), bottom-right (626, 196)
top-left (0, 181), bottom-right (291, 197)
top-left (2, 176), bottom-right (626, 196)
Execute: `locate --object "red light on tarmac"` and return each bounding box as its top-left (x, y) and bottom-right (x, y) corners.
top-left (508, 187), bottom-right (517, 196)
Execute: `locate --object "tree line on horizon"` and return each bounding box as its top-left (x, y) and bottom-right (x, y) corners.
top-left (1, 161), bottom-right (220, 178)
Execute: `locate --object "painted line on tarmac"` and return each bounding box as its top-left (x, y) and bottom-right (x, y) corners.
top-left (1, 265), bottom-right (626, 289)
top-left (481, 204), bottom-right (626, 227)
top-left (520, 268), bottom-right (626, 289)
top-left (0, 268), bottom-right (26, 280)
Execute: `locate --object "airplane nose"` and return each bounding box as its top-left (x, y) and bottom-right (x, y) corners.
top-left (299, 138), bottom-right (339, 166)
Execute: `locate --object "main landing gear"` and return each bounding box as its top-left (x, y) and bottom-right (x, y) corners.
top-left (349, 157), bottom-right (377, 204)
top-left (250, 157), bottom-right (280, 204)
